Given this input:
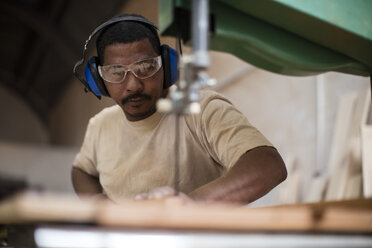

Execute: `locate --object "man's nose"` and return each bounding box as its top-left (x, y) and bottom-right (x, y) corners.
top-left (125, 72), bottom-right (143, 92)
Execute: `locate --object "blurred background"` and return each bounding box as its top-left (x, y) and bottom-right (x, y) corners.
top-left (0, 0), bottom-right (370, 206)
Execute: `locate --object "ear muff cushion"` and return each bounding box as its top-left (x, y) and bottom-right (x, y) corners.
top-left (161, 45), bottom-right (179, 88)
top-left (168, 46), bottom-right (179, 86)
top-left (85, 57), bottom-right (110, 97)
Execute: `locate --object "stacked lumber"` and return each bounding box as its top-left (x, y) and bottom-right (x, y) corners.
top-left (361, 90), bottom-right (372, 198)
top-left (324, 89), bottom-right (370, 201)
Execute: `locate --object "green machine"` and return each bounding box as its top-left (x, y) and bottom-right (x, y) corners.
top-left (159, 0), bottom-right (372, 77)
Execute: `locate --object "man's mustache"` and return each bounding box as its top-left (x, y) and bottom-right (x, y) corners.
top-left (121, 93), bottom-right (151, 104)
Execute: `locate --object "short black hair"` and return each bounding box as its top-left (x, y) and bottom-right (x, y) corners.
top-left (96, 14), bottom-right (161, 64)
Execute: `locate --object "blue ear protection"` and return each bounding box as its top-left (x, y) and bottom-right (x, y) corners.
top-left (161, 44), bottom-right (180, 89)
top-left (73, 15), bottom-right (180, 99)
top-left (84, 57), bottom-right (109, 97)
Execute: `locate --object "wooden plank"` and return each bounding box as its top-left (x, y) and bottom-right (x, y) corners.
top-left (1, 192), bottom-right (371, 233)
top-left (303, 175), bottom-right (327, 203)
top-left (325, 89), bottom-right (368, 201)
top-left (325, 93), bottom-right (357, 201)
top-left (276, 155), bottom-right (301, 204)
top-left (97, 200), bottom-right (312, 231)
top-left (344, 174), bottom-right (363, 199)
top-left (0, 192), bottom-right (97, 223)
top-left (362, 89), bottom-right (372, 197)
top-left (97, 198), bottom-right (372, 232)
top-left (326, 93), bottom-right (357, 175)
top-left (362, 125), bottom-right (372, 197)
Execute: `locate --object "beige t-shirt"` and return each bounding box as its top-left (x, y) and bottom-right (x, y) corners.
top-left (73, 90), bottom-right (272, 202)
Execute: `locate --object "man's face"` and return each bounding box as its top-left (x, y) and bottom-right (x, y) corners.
top-left (102, 38), bottom-right (165, 121)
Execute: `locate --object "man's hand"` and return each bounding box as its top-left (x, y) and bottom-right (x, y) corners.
top-left (134, 186), bottom-right (192, 204)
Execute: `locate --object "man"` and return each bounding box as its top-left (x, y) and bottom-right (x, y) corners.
top-left (72, 14), bottom-right (287, 205)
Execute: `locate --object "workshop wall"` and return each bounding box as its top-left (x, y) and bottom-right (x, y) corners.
top-left (0, 86), bottom-right (49, 144)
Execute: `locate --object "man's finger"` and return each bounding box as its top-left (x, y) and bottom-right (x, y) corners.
top-left (148, 186), bottom-right (176, 199)
top-left (134, 193), bottom-right (148, 200)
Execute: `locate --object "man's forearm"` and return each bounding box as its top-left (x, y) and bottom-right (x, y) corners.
top-left (71, 167), bottom-right (104, 198)
top-left (189, 146), bottom-right (287, 204)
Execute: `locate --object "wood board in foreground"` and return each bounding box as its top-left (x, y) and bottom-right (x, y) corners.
top-left (0, 192), bottom-right (371, 233)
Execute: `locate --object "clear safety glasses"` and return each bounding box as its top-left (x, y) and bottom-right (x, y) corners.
top-left (98, 56), bottom-right (162, 83)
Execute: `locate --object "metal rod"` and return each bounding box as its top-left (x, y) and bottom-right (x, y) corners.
top-left (192, 0), bottom-right (210, 68)
top-left (315, 75), bottom-right (326, 176)
top-left (172, 0), bottom-right (211, 195)
top-left (174, 114), bottom-right (180, 195)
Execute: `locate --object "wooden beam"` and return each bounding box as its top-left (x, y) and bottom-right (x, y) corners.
top-left (1, 192), bottom-right (371, 233)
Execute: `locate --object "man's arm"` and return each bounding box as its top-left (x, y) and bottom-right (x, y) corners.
top-left (189, 146), bottom-right (287, 204)
top-left (71, 167), bottom-right (106, 200)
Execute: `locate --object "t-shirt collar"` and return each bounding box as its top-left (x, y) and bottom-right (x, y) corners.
top-left (123, 110), bottom-right (165, 131)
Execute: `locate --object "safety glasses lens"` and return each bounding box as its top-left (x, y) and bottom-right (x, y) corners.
top-left (98, 56), bottom-right (161, 83)
top-left (132, 56), bottom-right (161, 79)
top-left (99, 65), bottom-right (126, 83)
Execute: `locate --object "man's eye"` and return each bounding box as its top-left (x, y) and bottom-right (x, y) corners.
top-left (112, 71), bottom-right (125, 76)
top-left (138, 63), bottom-right (155, 71)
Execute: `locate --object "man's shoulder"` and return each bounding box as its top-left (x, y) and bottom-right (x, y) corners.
top-left (185, 89), bottom-right (235, 126)
top-left (199, 89), bottom-right (233, 110)
top-left (89, 105), bottom-right (122, 125)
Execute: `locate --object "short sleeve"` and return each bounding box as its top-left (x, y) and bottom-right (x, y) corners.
top-left (72, 117), bottom-right (99, 176)
top-left (199, 97), bottom-right (273, 170)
